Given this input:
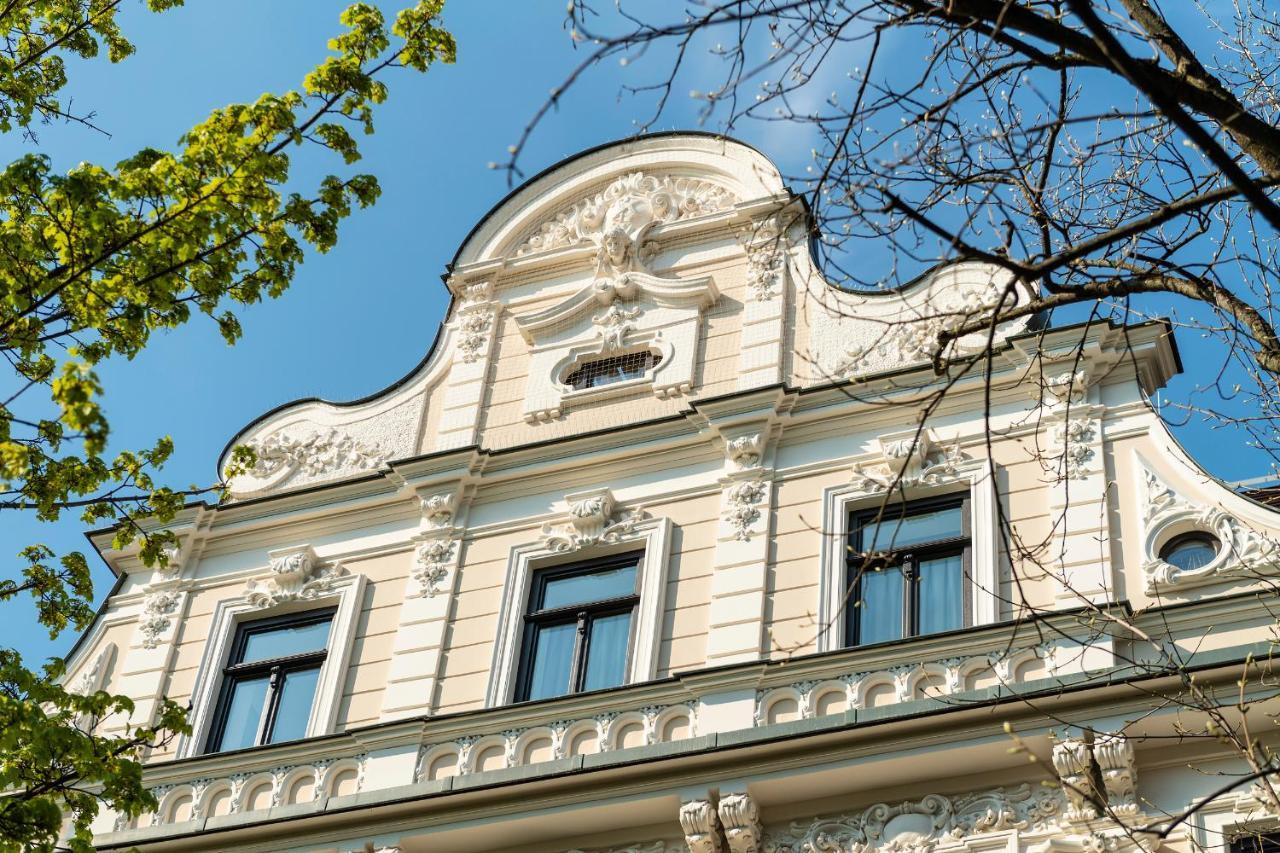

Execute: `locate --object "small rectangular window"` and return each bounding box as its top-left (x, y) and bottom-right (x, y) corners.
top-left (515, 552), bottom-right (641, 702)
top-left (846, 496), bottom-right (970, 647)
top-left (205, 608), bottom-right (335, 753)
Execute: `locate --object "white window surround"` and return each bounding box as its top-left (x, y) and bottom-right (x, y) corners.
top-left (1193, 790), bottom-right (1280, 853)
top-left (551, 333), bottom-right (677, 409)
top-left (485, 516), bottom-right (674, 707)
top-left (178, 571), bottom-right (366, 759)
top-left (816, 456), bottom-right (1000, 653)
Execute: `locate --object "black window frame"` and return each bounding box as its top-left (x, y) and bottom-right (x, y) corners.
top-left (204, 607), bottom-right (336, 754)
top-left (845, 493), bottom-right (972, 647)
top-left (514, 551), bottom-right (642, 702)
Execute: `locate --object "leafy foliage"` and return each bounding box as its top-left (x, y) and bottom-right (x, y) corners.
top-left (0, 2), bottom-right (455, 850)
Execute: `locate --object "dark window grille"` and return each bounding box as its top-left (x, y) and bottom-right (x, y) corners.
top-left (1232, 832), bottom-right (1280, 853)
top-left (845, 495), bottom-right (971, 647)
top-left (515, 552), bottom-right (642, 702)
top-left (204, 608), bottom-right (334, 754)
top-left (564, 350), bottom-right (660, 391)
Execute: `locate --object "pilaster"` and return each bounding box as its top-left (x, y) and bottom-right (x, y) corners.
top-left (1042, 369), bottom-right (1113, 606)
top-left (380, 456), bottom-right (480, 721)
top-left (736, 214), bottom-right (791, 391)
top-left (696, 389), bottom-right (789, 666)
top-left (436, 279), bottom-right (499, 450)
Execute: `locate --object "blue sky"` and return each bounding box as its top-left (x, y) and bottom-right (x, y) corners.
top-left (0, 0), bottom-right (1259, 664)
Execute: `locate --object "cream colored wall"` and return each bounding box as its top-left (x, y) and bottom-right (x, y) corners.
top-left (474, 257), bottom-right (748, 451)
top-left (432, 490), bottom-right (721, 714)
top-left (333, 551), bottom-right (407, 729)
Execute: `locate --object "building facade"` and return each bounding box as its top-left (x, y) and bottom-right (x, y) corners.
top-left (64, 134), bottom-right (1280, 852)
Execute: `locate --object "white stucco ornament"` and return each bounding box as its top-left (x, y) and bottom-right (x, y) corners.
top-left (245, 428), bottom-right (387, 479)
top-left (762, 784), bottom-right (1065, 852)
top-left (245, 545), bottom-right (344, 609)
top-left (411, 539), bottom-right (455, 598)
top-left (1139, 461), bottom-right (1279, 593)
top-left (850, 430), bottom-right (965, 494)
top-left (138, 590), bottom-right (182, 649)
top-left (541, 488), bottom-right (643, 553)
top-left (514, 171), bottom-right (736, 260)
top-left (723, 480), bottom-right (768, 541)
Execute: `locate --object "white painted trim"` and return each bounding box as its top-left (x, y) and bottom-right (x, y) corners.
top-left (1193, 791), bottom-right (1279, 853)
top-left (485, 516), bottom-right (673, 707)
top-left (817, 458), bottom-right (999, 653)
top-left (178, 572), bottom-right (366, 759)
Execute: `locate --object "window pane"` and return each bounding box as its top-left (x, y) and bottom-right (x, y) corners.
top-left (582, 612), bottom-right (631, 692)
top-left (540, 564), bottom-right (637, 610)
top-left (860, 504), bottom-right (964, 552)
top-left (855, 566), bottom-right (903, 645)
top-left (214, 674), bottom-right (269, 752)
top-left (917, 554), bottom-right (964, 635)
top-left (267, 667), bottom-right (320, 744)
top-left (525, 621), bottom-right (577, 701)
top-left (239, 617), bottom-right (332, 664)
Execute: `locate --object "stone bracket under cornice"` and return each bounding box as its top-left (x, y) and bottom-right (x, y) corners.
top-left (1003, 321), bottom-right (1177, 397)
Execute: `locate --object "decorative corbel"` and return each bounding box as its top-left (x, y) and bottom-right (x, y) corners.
top-left (1052, 737), bottom-right (1101, 823)
top-left (410, 483), bottom-right (469, 598)
top-left (1053, 733), bottom-right (1139, 822)
top-left (1093, 734), bottom-right (1139, 817)
top-left (679, 798), bottom-right (722, 853)
top-left (717, 792), bottom-right (762, 853)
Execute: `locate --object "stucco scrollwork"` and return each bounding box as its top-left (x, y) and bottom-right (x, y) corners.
top-left (850, 431), bottom-right (966, 495)
top-left (761, 783), bottom-right (1065, 853)
top-left (594, 304), bottom-right (642, 353)
top-left (567, 842), bottom-right (684, 853)
top-left (514, 171), bottom-right (737, 260)
top-left (833, 279), bottom-right (1006, 378)
top-left (71, 643), bottom-right (116, 696)
top-left (244, 427), bottom-right (387, 480)
top-left (541, 488), bottom-right (644, 553)
top-left (1139, 462), bottom-right (1279, 593)
top-left (244, 545), bottom-right (345, 609)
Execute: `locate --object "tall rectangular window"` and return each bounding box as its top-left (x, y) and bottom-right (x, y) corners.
top-left (846, 496), bottom-right (969, 647)
top-left (205, 608), bottom-right (334, 754)
top-left (515, 552), bottom-right (641, 702)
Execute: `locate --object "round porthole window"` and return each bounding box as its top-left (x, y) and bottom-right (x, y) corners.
top-left (1158, 532), bottom-right (1219, 572)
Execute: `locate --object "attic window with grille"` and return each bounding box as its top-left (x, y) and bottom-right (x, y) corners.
top-left (563, 350), bottom-right (662, 391)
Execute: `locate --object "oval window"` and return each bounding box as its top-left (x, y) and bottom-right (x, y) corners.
top-left (1158, 532), bottom-right (1219, 572)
